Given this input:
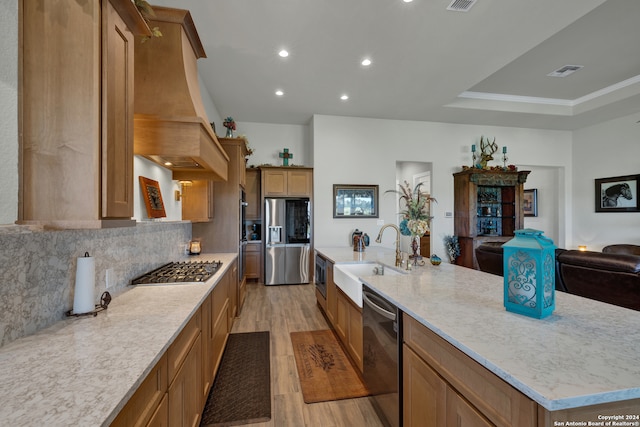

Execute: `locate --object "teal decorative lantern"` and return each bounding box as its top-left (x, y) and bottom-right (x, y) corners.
top-left (503, 229), bottom-right (556, 319)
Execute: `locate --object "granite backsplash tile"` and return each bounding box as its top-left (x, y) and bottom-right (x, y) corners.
top-left (0, 222), bottom-right (191, 347)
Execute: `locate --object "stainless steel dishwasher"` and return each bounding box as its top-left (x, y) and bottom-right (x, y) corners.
top-left (362, 283), bottom-right (401, 427)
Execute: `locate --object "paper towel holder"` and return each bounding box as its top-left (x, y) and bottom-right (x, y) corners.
top-left (65, 291), bottom-right (112, 318)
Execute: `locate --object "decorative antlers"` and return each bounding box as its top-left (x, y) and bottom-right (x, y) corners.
top-left (479, 136), bottom-right (498, 169)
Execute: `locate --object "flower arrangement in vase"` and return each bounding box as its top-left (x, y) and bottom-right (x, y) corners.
top-left (223, 117), bottom-right (236, 137)
top-left (387, 181), bottom-right (436, 265)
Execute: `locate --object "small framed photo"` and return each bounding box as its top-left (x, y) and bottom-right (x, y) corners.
top-left (523, 189), bottom-right (538, 217)
top-left (333, 184), bottom-right (379, 218)
top-left (139, 176), bottom-right (166, 218)
top-left (595, 174), bottom-right (640, 212)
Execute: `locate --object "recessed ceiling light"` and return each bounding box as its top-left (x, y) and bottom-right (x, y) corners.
top-left (164, 161), bottom-right (172, 166)
top-left (340, 94), bottom-right (349, 101)
top-left (275, 90), bottom-right (284, 96)
top-left (278, 49), bottom-right (289, 58)
top-left (403, 0), bottom-right (414, 3)
top-left (361, 58), bottom-right (372, 66)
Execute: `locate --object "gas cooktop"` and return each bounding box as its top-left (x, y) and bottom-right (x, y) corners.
top-left (131, 260), bottom-right (223, 285)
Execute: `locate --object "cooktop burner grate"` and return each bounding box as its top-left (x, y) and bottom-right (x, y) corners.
top-left (131, 260), bottom-right (223, 285)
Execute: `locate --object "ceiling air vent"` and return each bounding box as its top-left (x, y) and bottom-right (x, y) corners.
top-left (547, 65), bottom-right (584, 77)
top-left (447, 0), bottom-right (477, 12)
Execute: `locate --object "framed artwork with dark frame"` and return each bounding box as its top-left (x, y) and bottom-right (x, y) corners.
top-left (333, 184), bottom-right (379, 218)
top-left (595, 174), bottom-right (640, 212)
top-left (523, 189), bottom-right (538, 217)
top-left (139, 176), bottom-right (167, 218)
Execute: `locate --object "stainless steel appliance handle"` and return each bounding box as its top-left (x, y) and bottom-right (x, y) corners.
top-left (363, 291), bottom-right (396, 320)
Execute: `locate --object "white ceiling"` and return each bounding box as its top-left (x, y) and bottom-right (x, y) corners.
top-left (150, 0), bottom-right (640, 130)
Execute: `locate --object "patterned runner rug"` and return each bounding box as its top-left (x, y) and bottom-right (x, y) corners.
top-left (290, 329), bottom-right (369, 404)
top-left (200, 331), bottom-right (271, 426)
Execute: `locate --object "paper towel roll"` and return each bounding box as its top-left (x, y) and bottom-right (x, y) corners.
top-left (73, 252), bottom-right (95, 314)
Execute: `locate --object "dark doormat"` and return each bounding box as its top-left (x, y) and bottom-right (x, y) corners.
top-left (290, 330), bottom-right (369, 403)
top-left (200, 331), bottom-right (271, 426)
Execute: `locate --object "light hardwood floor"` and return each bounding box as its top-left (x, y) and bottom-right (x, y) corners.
top-left (228, 281), bottom-right (385, 427)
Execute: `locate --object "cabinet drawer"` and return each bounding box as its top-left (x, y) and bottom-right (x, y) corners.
top-left (403, 314), bottom-right (537, 427)
top-left (167, 309), bottom-right (201, 383)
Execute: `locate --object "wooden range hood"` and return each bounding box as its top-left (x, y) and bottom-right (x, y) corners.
top-left (133, 6), bottom-right (228, 181)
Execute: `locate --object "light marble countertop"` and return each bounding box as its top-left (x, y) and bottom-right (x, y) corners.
top-left (0, 253), bottom-right (236, 427)
top-left (316, 246), bottom-right (640, 412)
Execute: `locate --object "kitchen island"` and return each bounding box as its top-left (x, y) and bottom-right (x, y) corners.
top-left (0, 253), bottom-right (236, 426)
top-left (316, 246), bottom-right (640, 424)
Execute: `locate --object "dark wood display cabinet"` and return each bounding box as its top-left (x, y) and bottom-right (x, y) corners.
top-left (453, 169), bottom-right (530, 270)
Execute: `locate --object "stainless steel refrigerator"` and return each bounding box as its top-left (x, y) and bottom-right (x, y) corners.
top-left (264, 198), bottom-right (311, 285)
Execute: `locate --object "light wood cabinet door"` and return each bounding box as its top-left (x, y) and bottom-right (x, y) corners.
top-left (20, 0), bottom-right (145, 228)
top-left (201, 294), bottom-right (213, 400)
top-left (403, 345), bottom-right (446, 427)
top-left (287, 169), bottom-right (313, 196)
top-left (335, 291), bottom-right (349, 344)
top-left (347, 301), bottom-right (363, 372)
top-left (146, 394), bottom-right (168, 427)
top-left (102, 0), bottom-right (134, 219)
top-left (446, 387), bottom-right (494, 427)
top-left (245, 243), bottom-right (262, 281)
top-left (168, 333), bottom-right (202, 427)
top-left (182, 180), bottom-right (214, 222)
top-left (245, 168), bottom-right (261, 220)
top-left (110, 354), bottom-right (168, 427)
top-left (263, 169), bottom-right (288, 196)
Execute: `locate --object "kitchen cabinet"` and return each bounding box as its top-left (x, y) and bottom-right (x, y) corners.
top-left (403, 313), bottom-right (537, 427)
top-left (261, 167), bottom-right (313, 197)
top-left (167, 309), bottom-right (202, 427)
top-left (211, 273), bottom-right (230, 375)
top-left (245, 168), bottom-right (261, 220)
top-left (453, 169), bottom-right (530, 269)
top-left (228, 258), bottom-right (239, 322)
top-left (181, 180), bottom-right (215, 222)
top-left (111, 264), bottom-right (236, 427)
top-left (245, 241), bottom-right (262, 283)
top-left (336, 288), bottom-right (364, 372)
top-left (193, 139), bottom-right (246, 314)
top-left (193, 138), bottom-right (248, 253)
top-left (19, 0), bottom-right (149, 229)
top-left (317, 257), bottom-right (363, 373)
top-left (110, 354), bottom-right (168, 427)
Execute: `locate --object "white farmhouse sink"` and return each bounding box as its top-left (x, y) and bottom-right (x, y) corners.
top-left (333, 263), bottom-right (404, 307)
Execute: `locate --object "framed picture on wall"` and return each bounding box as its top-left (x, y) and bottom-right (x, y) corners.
top-left (523, 189), bottom-right (538, 217)
top-left (333, 184), bottom-right (379, 218)
top-left (595, 174), bottom-right (640, 212)
top-left (139, 176), bottom-right (167, 218)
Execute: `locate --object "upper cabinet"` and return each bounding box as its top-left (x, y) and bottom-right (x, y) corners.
top-left (132, 7), bottom-right (229, 182)
top-left (453, 169), bottom-right (530, 269)
top-left (262, 167), bottom-right (313, 197)
top-left (245, 168), bottom-right (261, 220)
top-left (19, 0), bottom-right (150, 229)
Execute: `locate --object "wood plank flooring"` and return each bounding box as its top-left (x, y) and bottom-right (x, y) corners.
top-left (227, 281), bottom-right (385, 427)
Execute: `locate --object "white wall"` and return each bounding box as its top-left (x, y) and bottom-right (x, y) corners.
top-left (572, 112), bottom-right (640, 250)
top-left (0, 0), bottom-right (18, 224)
top-left (312, 115), bottom-right (572, 260)
top-left (235, 122), bottom-right (311, 168)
